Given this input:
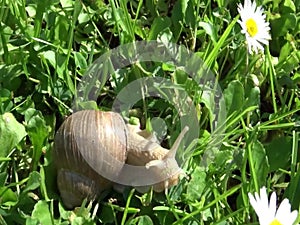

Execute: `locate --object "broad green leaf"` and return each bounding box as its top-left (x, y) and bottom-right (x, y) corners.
top-left (245, 86), bottom-right (260, 108)
top-left (0, 187), bottom-right (18, 207)
top-left (25, 109), bottom-right (48, 170)
top-left (184, 0), bottom-right (196, 27)
top-left (0, 113), bottom-right (27, 157)
top-left (81, 0), bottom-right (102, 10)
top-left (173, 69), bottom-right (188, 84)
top-left (286, 168), bottom-right (300, 210)
top-left (270, 13), bottom-right (297, 37)
top-left (25, 5), bottom-right (36, 18)
top-left (29, 200), bottom-right (53, 225)
top-left (171, 1), bottom-right (184, 41)
top-left (180, 0), bottom-right (189, 17)
top-left (283, 0), bottom-right (296, 13)
top-left (40, 50), bottom-right (56, 65)
top-left (71, 217), bottom-right (85, 225)
top-left (25, 218), bottom-right (39, 225)
top-left (148, 17), bottom-right (171, 40)
top-left (127, 215), bottom-right (153, 225)
top-left (138, 215), bottom-right (153, 225)
top-left (33, 0), bottom-right (49, 37)
top-left (59, 201), bottom-right (72, 220)
top-left (278, 41), bottom-right (292, 64)
top-left (56, 15), bottom-right (71, 42)
top-left (199, 22), bottom-right (217, 44)
top-left (279, 52), bottom-right (300, 78)
top-left (74, 52), bottom-right (88, 70)
top-left (270, 0), bottom-right (281, 10)
top-left (162, 63), bottom-right (176, 72)
top-left (78, 13), bottom-right (90, 24)
top-left (0, 172), bottom-right (7, 186)
top-left (154, 210), bottom-right (176, 225)
top-left (74, 0), bottom-right (83, 22)
top-left (265, 136), bottom-right (292, 172)
top-left (224, 80), bottom-right (244, 116)
top-left (15, 96), bottom-right (35, 115)
top-left (25, 109), bottom-right (48, 148)
top-left (252, 140), bottom-right (269, 187)
top-left (215, 150), bottom-right (235, 169)
top-left (77, 101), bottom-right (98, 110)
top-left (23, 171), bottom-right (41, 193)
top-left (98, 204), bottom-right (115, 224)
top-left (200, 88), bottom-right (216, 123)
top-left (186, 166), bottom-right (206, 201)
top-left (60, 0), bottom-right (73, 8)
top-left (0, 89), bottom-right (13, 113)
top-left (39, 50), bottom-right (66, 80)
top-left (158, 28), bottom-right (173, 43)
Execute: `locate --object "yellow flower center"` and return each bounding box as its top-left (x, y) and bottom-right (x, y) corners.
top-left (246, 18), bottom-right (258, 37)
top-left (269, 219), bottom-right (283, 225)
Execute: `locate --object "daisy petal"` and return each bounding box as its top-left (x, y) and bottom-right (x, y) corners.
top-left (237, 0), bottom-right (271, 54)
top-left (248, 187), bottom-right (299, 225)
top-left (269, 192), bottom-right (277, 217)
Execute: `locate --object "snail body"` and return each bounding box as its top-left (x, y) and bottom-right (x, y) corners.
top-left (54, 110), bottom-right (188, 208)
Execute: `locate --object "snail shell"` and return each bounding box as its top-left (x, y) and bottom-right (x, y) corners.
top-left (54, 110), bottom-right (188, 208)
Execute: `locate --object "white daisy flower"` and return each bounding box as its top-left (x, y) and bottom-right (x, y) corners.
top-left (248, 186), bottom-right (299, 225)
top-left (237, 0), bottom-right (271, 54)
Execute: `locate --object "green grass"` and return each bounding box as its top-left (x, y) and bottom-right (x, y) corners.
top-left (0, 0), bottom-right (300, 224)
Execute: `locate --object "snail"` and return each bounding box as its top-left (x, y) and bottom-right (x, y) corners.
top-left (53, 110), bottom-right (188, 208)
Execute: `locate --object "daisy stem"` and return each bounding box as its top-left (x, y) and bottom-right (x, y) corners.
top-left (245, 46), bottom-right (249, 73)
top-left (246, 139), bottom-right (259, 192)
top-left (244, 49), bottom-right (258, 191)
top-left (266, 47), bottom-right (277, 113)
top-left (241, 118), bottom-right (259, 192)
top-left (291, 130), bottom-right (298, 178)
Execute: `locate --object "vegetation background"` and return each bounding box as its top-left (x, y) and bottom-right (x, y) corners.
top-left (0, 0), bottom-right (299, 224)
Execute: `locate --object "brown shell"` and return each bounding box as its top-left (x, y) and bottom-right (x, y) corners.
top-left (54, 110), bottom-right (187, 208)
top-left (53, 110), bottom-right (127, 208)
